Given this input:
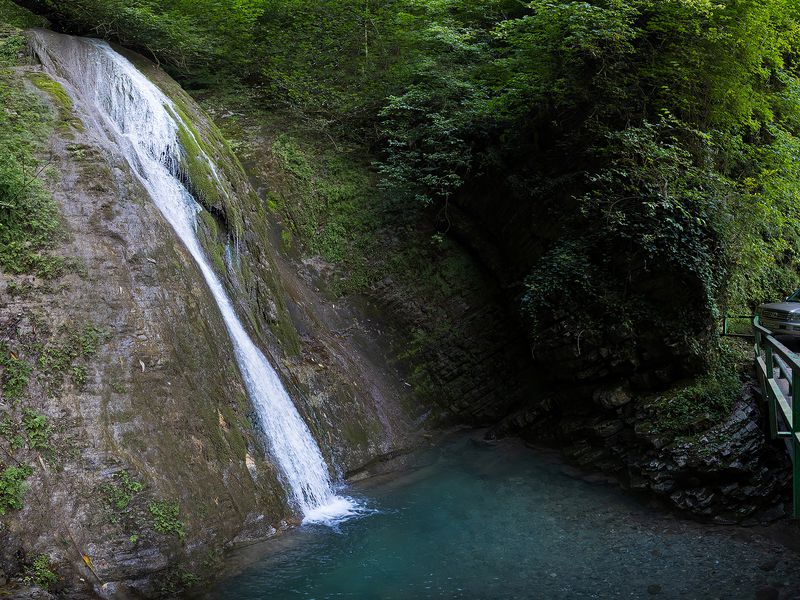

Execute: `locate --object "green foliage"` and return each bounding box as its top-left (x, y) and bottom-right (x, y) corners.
top-left (521, 116), bottom-right (731, 353)
top-left (0, 25), bottom-right (23, 64)
top-left (270, 133), bottom-right (379, 291)
top-left (0, 0), bottom-right (47, 29)
top-left (0, 464), bottom-right (33, 515)
top-left (177, 570), bottom-right (199, 586)
top-left (0, 343), bottom-right (31, 402)
top-left (0, 24), bottom-right (63, 277)
top-left (373, 0), bottom-right (800, 379)
top-left (378, 77), bottom-right (480, 206)
top-left (70, 365), bottom-right (87, 387)
top-left (38, 341), bottom-right (77, 378)
top-left (22, 554), bottom-right (58, 590)
top-left (102, 470), bottom-right (144, 512)
top-left (1, 415), bottom-right (26, 450)
top-left (0, 417), bottom-right (12, 438)
top-left (642, 344), bottom-right (744, 435)
top-left (37, 325), bottom-right (104, 391)
top-left (22, 409), bottom-right (50, 450)
top-left (148, 500), bottom-right (185, 540)
top-left (523, 239), bottom-right (595, 334)
top-left (75, 325), bottom-right (103, 356)
top-left (31, 0), bottom-right (207, 71)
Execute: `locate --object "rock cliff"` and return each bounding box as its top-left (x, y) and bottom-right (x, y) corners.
top-left (0, 29), bottom-right (416, 598)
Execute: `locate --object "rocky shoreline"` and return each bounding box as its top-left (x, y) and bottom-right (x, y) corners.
top-left (493, 379), bottom-right (791, 523)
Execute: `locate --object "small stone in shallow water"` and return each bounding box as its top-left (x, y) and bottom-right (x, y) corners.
top-left (647, 584), bottom-right (662, 595)
top-left (755, 586), bottom-right (780, 600)
top-left (758, 559), bottom-right (779, 572)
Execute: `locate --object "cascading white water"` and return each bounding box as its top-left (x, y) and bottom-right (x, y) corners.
top-left (30, 30), bottom-right (359, 523)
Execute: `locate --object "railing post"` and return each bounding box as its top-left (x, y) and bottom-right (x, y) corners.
top-left (765, 344), bottom-right (778, 440)
top-left (793, 363), bottom-right (800, 518)
top-left (755, 318), bottom-right (762, 360)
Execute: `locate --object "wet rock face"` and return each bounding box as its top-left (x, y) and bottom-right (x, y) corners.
top-left (495, 383), bottom-right (790, 522)
top-left (117, 40), bottom-right (418, 480)
top-left (0, 60), bottom-right (291, 596)
top-left (366, 256), bottom-right (537, 425)
top-left (625, 390), bottom-right (789, 521)
top-left (1, 36), bottom-right (414, 598)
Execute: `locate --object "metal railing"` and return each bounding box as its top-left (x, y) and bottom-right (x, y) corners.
top-left (753, 315), bottom-right (800, 516)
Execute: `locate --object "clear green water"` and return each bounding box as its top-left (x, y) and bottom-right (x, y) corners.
top-left (207, 434), bottom-right (798, 600)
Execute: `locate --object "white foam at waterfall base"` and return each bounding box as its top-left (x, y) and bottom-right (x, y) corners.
top-left (302, 492), bottom-right (377, 526)
top-left (30, 30), bottom-right (362, 526)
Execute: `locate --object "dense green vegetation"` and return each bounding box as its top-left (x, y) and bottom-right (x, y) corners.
top-left (0, 0), bottom-right (63, 278)
top-left (24, 1), bottom-right (800, 323)
top-left (9, 0), bottom-right (800, 419)
top-left (22, 554), bottom-right (58, 589)
top-left (0, 464), bottom-right (33, 516)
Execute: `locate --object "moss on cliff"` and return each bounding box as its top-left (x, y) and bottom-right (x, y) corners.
top-left (638, 339), bottom-right (750, 436)
top-left (269, 133), bottom-right (378, 295)
top-left (26, 72), bottom-right (71, 111)
top-left (0, 29), bottom-right (63, 277)
top-left (0, 465), bottom-right (33, 516)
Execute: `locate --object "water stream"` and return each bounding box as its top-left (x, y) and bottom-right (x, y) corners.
top-left (29, 30), bottom-right (357, 523)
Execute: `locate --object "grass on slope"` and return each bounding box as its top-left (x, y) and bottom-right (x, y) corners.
top-left (0, 3), bottom-right (63, 277)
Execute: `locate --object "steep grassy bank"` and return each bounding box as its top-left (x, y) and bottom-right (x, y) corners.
top-left (0, 3), bottom-right (59, 277)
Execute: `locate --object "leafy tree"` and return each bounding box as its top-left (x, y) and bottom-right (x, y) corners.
top-left (13, 0), bottom-right (800, 385)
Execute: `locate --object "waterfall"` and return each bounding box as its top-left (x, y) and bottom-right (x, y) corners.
top-left (30, 30), bottom-right (358, 524)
